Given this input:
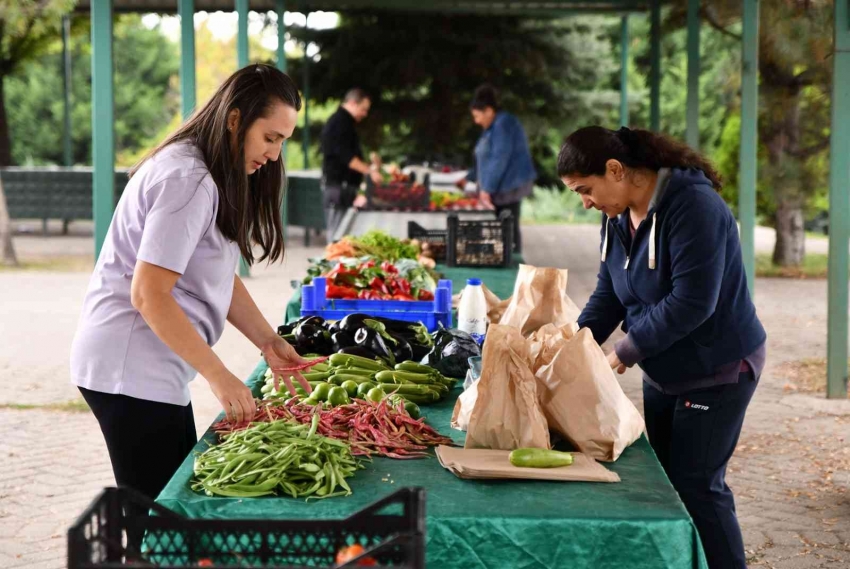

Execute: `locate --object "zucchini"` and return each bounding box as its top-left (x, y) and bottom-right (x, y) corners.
top-left (508, 448), bottom-right (574, 469)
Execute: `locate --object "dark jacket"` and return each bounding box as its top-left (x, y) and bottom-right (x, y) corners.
top-left (578, 168), bottom-right (766, 388)
top-left (320, 107), bottom-right (363, 187)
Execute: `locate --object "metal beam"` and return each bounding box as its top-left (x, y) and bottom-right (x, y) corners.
top-left (237, 0), bottom-right (251, 277)
top-left (739, 0), bottom-right (758, 295)
top-left (277, 0), bottom-right (289, 244)
top-left (620, 15), bottom-right (629, 127)
top-left (91, 1), bottom-right (114, 259)
top-left (685, 0), bottom-right (699, 148)
top-left (827, 0), bottom-right (850, 400)
top-left (649, 0), bottom-right (661, 132)
top-left (179, 0), bottom-right (196, 120)
top-left (62, 15), bottom-right (73, 167)
top-left (302, 15), bottom-right (311, 170)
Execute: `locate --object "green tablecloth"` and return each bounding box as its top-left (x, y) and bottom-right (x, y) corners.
top-left (156, 263), bottom-right (708, 569)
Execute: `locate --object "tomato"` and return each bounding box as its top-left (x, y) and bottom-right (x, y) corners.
top-left (335, 544), bottom-right (377, 566)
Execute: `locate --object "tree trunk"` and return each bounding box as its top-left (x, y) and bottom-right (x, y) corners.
top-left (0, 73), bottom-right (16, 266)
top-left (0, 175), bottom-right (19, 267)
top-left (772, 198), bottom-right (805, 266)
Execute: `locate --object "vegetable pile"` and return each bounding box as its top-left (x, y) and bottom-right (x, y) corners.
top-left (213, 398), bottom-right (454, 460)
top-left (325, 230), bottom-right (419, 263)
top-left (429, 190), bottom-right (483, 211)
top-left (192, 416), bottom-right (361, 499)
top-left (323, 259), bottom-right (434, 301)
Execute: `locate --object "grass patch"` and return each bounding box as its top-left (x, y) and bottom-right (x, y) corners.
top-left (776, 357), bottom-right (850, 398)
top-left (0, 256), bottom-right (93, 272)
top-left (521, 186), bottom-right (600, 225)
top-left (755, 253), bottom-right (828, 279)
top-left (0, 399), bottom-right (90, 413)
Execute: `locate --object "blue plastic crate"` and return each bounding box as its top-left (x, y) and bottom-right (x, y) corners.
top-left (301, 277), bottom-right (452, 331)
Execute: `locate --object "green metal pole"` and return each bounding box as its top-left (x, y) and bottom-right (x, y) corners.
top-left (179, 0), bottom-right (196, 121)
top-left (620, 16), bottom-right (629, 128)
top-left (686, 0), bottom-right (700, 148)
top-left (237, 0), bottom-right (249, 67)
top-left (827, 0), bottom-right (850, 400)
top-left (739, 0), bottom-right (759, 295)
top-left (302, 14), bottom-right (311, 170)
top-left (649, 0), bottom-right (661, 132)
top-left (62, 15), bottom-right (73, 167)
top-left (236, 0), bottom-right (250, 276)
top-left (277, 0), bottom-right (289, 243)
top-left (91, 1), bottom-right (114, 259)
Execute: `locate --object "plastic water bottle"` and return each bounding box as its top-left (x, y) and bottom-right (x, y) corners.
top-left (458, 278), bottom-right (487, 345)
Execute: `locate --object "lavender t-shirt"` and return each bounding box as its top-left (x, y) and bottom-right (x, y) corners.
top-left (70, 142), bottom-right (240, 406)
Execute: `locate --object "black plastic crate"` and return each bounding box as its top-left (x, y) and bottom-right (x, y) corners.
top-left (68, 487), bottom-right (425, 569)
top-left (365, 174), bottom-right (430, 211)
top-left (407, 221), bottom-right (447, 262)
top-left (446, 213), bottom-right (513, 268)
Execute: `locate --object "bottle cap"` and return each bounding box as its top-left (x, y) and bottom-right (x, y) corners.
top-left (466, 278), bottom-right (482, 286)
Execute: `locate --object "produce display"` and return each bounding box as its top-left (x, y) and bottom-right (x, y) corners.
top-left (192, 416), bottom-right (361, 499)
top-left (213, 398), bottom-right (454, 460)
top-left (429, 190), bottom-right (484, 211)
top-left (323, 230), bottom-right (440, 270)
top-left (321, 259), bottom-right (435, 301)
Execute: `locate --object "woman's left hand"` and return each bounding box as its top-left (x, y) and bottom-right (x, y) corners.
top-left (261, 336), bottom-right (313, 395)
top-left (608, 350), bottom-right (629, 375)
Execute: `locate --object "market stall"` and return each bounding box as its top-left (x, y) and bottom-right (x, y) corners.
top-left (148, 229), bottom-right (707, 569)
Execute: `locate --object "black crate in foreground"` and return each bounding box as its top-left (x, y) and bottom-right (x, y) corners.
top-left (68, 487), bottom-right (425, 569)
top-left (446, 213), bottom-right (513, 268)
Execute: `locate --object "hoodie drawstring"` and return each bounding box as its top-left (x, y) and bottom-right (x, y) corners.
top-left (601, 218), bottom-right (610, 262)
top-left (648, 212), bottom-right (657, 270)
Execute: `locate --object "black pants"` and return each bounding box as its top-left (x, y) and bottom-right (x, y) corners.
top-left (79, 387), bottom-right (197, 500)
top-left (495, 201), bottom-right (522, 253)
top-left (643, 373), bottom-right (758, 569)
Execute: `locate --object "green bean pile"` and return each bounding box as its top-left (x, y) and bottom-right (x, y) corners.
top-left (191, 415), bottom-right (361, 499)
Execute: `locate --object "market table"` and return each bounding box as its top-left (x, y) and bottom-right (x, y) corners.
top-left (156, 262), bottom-right (708, 569)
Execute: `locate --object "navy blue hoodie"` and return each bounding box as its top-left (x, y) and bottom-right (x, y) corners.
top-left (578, 168), bottom-right (766, 388)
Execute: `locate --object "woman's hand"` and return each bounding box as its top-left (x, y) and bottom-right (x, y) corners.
top-left (478, 190), bottom-right (494, 209)
top-left (608, 350), bottom-right (629, 375)
top-left (261, 336), bottom-right (313, 395)
top-left (207, 370), bottom-right (257, 423)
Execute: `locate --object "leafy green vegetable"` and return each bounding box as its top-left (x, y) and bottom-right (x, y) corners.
top-left (349, 230), bottom-right (418, 262)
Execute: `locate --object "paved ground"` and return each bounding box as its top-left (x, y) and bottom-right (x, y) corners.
top-left (0, 222), bottom-right (848, 568)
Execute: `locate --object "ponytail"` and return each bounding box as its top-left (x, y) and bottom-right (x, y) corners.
top-left (556, 126), bottom-right (722, 190)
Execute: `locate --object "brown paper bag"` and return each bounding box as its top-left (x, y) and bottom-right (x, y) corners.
top-left (464, 324), bottom-right (551, 450)
top-left (528, 323), bottom-right (579, 372)
top-left (435, 446), bottom-right (620, 483)
top-left (450, 378), bottom-right (478, 431)
top-left (535, 328), bottom-right (644, 462)
top-left (499, 265), bottom-right (581, 336)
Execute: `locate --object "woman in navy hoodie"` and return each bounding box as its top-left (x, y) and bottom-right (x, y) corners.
top-left (558, 126), bottom-right (766, 569)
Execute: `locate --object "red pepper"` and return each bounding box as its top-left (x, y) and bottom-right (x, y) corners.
top-left (417, 289), bottom-right (434, 301)
top-left (326, 283), bottom-right (358, 299)
top-left (397, 278), bottom-right (412, 296)
top-left (380, 261), bottom-right (398, 274)
top-left (393, 293), bottom-right (414, 301)
top-left (362, 259), bottom-right (376, 269)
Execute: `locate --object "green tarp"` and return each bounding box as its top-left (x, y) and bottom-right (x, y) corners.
top-left (156, 262), bottom-right (708, 568)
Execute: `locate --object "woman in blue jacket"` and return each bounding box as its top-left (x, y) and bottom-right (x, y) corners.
top-left (458, 85), bottom-right (537, 253)
top-left (558, 126), bottom-right (766, 569)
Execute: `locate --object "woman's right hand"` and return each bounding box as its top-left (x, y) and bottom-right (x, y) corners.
top-left (207, 371), bottom-right (257, 423)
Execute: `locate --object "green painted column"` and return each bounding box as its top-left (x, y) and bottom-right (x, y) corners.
top-left (236, 0), bottom-right (250, 276)
top-left (827, 0), bottom-right (850, 400)
top-left (237, 0), bottom-right (249, 66)
top-left (91, 1), bottom-right (114, 259)
top-left (179, 0), bottom-right (196, 121)
top-left (62, 15), bottom-right (72, 167)
top-left (277, 0), bottom-right (289, 243)
top-left (686, 0), bottom-right (700, 148)
top-left (739, 0), bottom-right (759, 295)
top-left (649, 0), bottom-right (661, 132)
top-left (302, 15), bottom-right (311, 170)
top-left (620, 16), bottom-right (629, 128)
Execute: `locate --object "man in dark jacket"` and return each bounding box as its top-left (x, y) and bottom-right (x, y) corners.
top-left (320, 88), bottom-right (383, 240)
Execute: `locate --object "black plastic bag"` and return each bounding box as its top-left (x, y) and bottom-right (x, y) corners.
top-left (423, 328), bottom-right (481, 378)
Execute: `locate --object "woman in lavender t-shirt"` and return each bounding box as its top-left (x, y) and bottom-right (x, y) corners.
top-left (70, 65), bottom-right (312, 505)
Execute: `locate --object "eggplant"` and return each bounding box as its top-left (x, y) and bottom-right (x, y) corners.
top-left (337, 345), bottom-right (385, 362)
top-left (390, 335), bottom-right (413, 363)
top-left (331, 331), bottom-right (356, 352)
top-left (368, 332), bottom-right (396, 366)
top-left (339, 313), bottom-right (370, 334)
top-left (277, 322), bottom-right (296, 336)
top-left (294, 322), bottom-right (333, 355)
top-left (410, 342), bottom-right (431, 362)
top-left (354, 327), bottom-right (375, 346)
top-left (327, 320), bottom-right (341, 335)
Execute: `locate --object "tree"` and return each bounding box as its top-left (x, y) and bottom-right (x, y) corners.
top-left (286, 13), bottom-right (618, 186)
top-left (668, 0), bottom-right (833, 267)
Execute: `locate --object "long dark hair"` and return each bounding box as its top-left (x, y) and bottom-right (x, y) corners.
top-left (131, 64), bottom-right (302, 265)
top-left (557, 126), bottom-right (722, 190)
